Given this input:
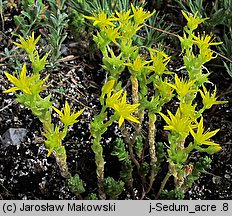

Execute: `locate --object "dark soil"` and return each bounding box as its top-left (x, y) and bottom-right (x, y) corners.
top-left (0, 2), bottom-right (232, 200)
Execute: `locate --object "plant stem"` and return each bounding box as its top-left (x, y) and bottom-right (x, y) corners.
top-left (121, 124), bottom-right (140, 170)
top-left (131, 109), bottom-right (144, 144)
top-left (146, 112), bottom-right (157, 193)
top-left (55, 153), bottom-right (71, 178)
top-left (92, 136), bottom-right (106, 199)
top-left (90, 114), bottom-right (116, 199)
top-left (130, 75), bottom-right (144, 146)
top-left (0, 0), bottom-right (4, 32)
top-left (131, 75), bottom-right (139, 105)
top-left (74, 192), bottom-right (83, 200)
top-left (121, 122), bottom-right (147, 192)
top-left (127, 75), bottom-right (141, 168)
top-left (155, 171), bottom-right (172, 199)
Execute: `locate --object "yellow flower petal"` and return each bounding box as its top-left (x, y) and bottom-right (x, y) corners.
top-left (4, 72), bottom-right (19, 86)
top-left (125, 115), bottom-right (140, 124)
top-left (52, 106), bottom-right (63, 117)
top-left (3, 87), bottom-right (19, 93)
top-left (118, 116), bottom-right (125, 127)
top-left (47, 147), bottom-right (54, 157)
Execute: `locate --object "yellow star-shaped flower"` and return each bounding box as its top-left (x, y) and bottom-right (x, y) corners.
top-left (192, 32), bottom-right (222, 50)
top-left (4, 63), bottom-right (37, 94)
top-left (182, 10), bottom-right (208, 31)
top-left (114, 91), bottom-right (140, 127)
top-left (115, 9), bottom-right (133, 24)
top-left (167, 74), bottom-right (197, 101)
top-left (189, 117), bottom-right (220, 146)
top-left (160, 108), bottom-right (192, 138)
top-left (199, 84), bottom-right (227, 109)
top-left (131, 4), bottom-right (155, 25)
top-left (84, 11), bottom-right (118, 29)
top-left (14, 32), bottom-right (41, 55)
top-left (105, 89), bottom-right (140, 127)
top-left (124, 56), bottom-right (152, 74)
top-left (53, 101), bottom-right (85, 126)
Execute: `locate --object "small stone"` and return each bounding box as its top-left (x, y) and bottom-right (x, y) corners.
top-left (1, 128), bottom-right (28, 148)
top-left (212, 176), bottom-right (221, 185)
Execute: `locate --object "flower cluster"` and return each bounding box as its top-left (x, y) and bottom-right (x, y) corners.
top-left (4, 33), bottom-right (84, 179)
top-left (4, 4), bottom-right (227, 200)
top-left (85, 5), bottom-right (228, 199)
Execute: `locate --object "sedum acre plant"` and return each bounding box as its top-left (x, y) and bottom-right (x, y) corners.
top-left (3, 5), bottom-right (228, 200)
top-left (4, 33), bottom-right (85, 191)
top-left (84, 6), bottom-right (227, 199)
